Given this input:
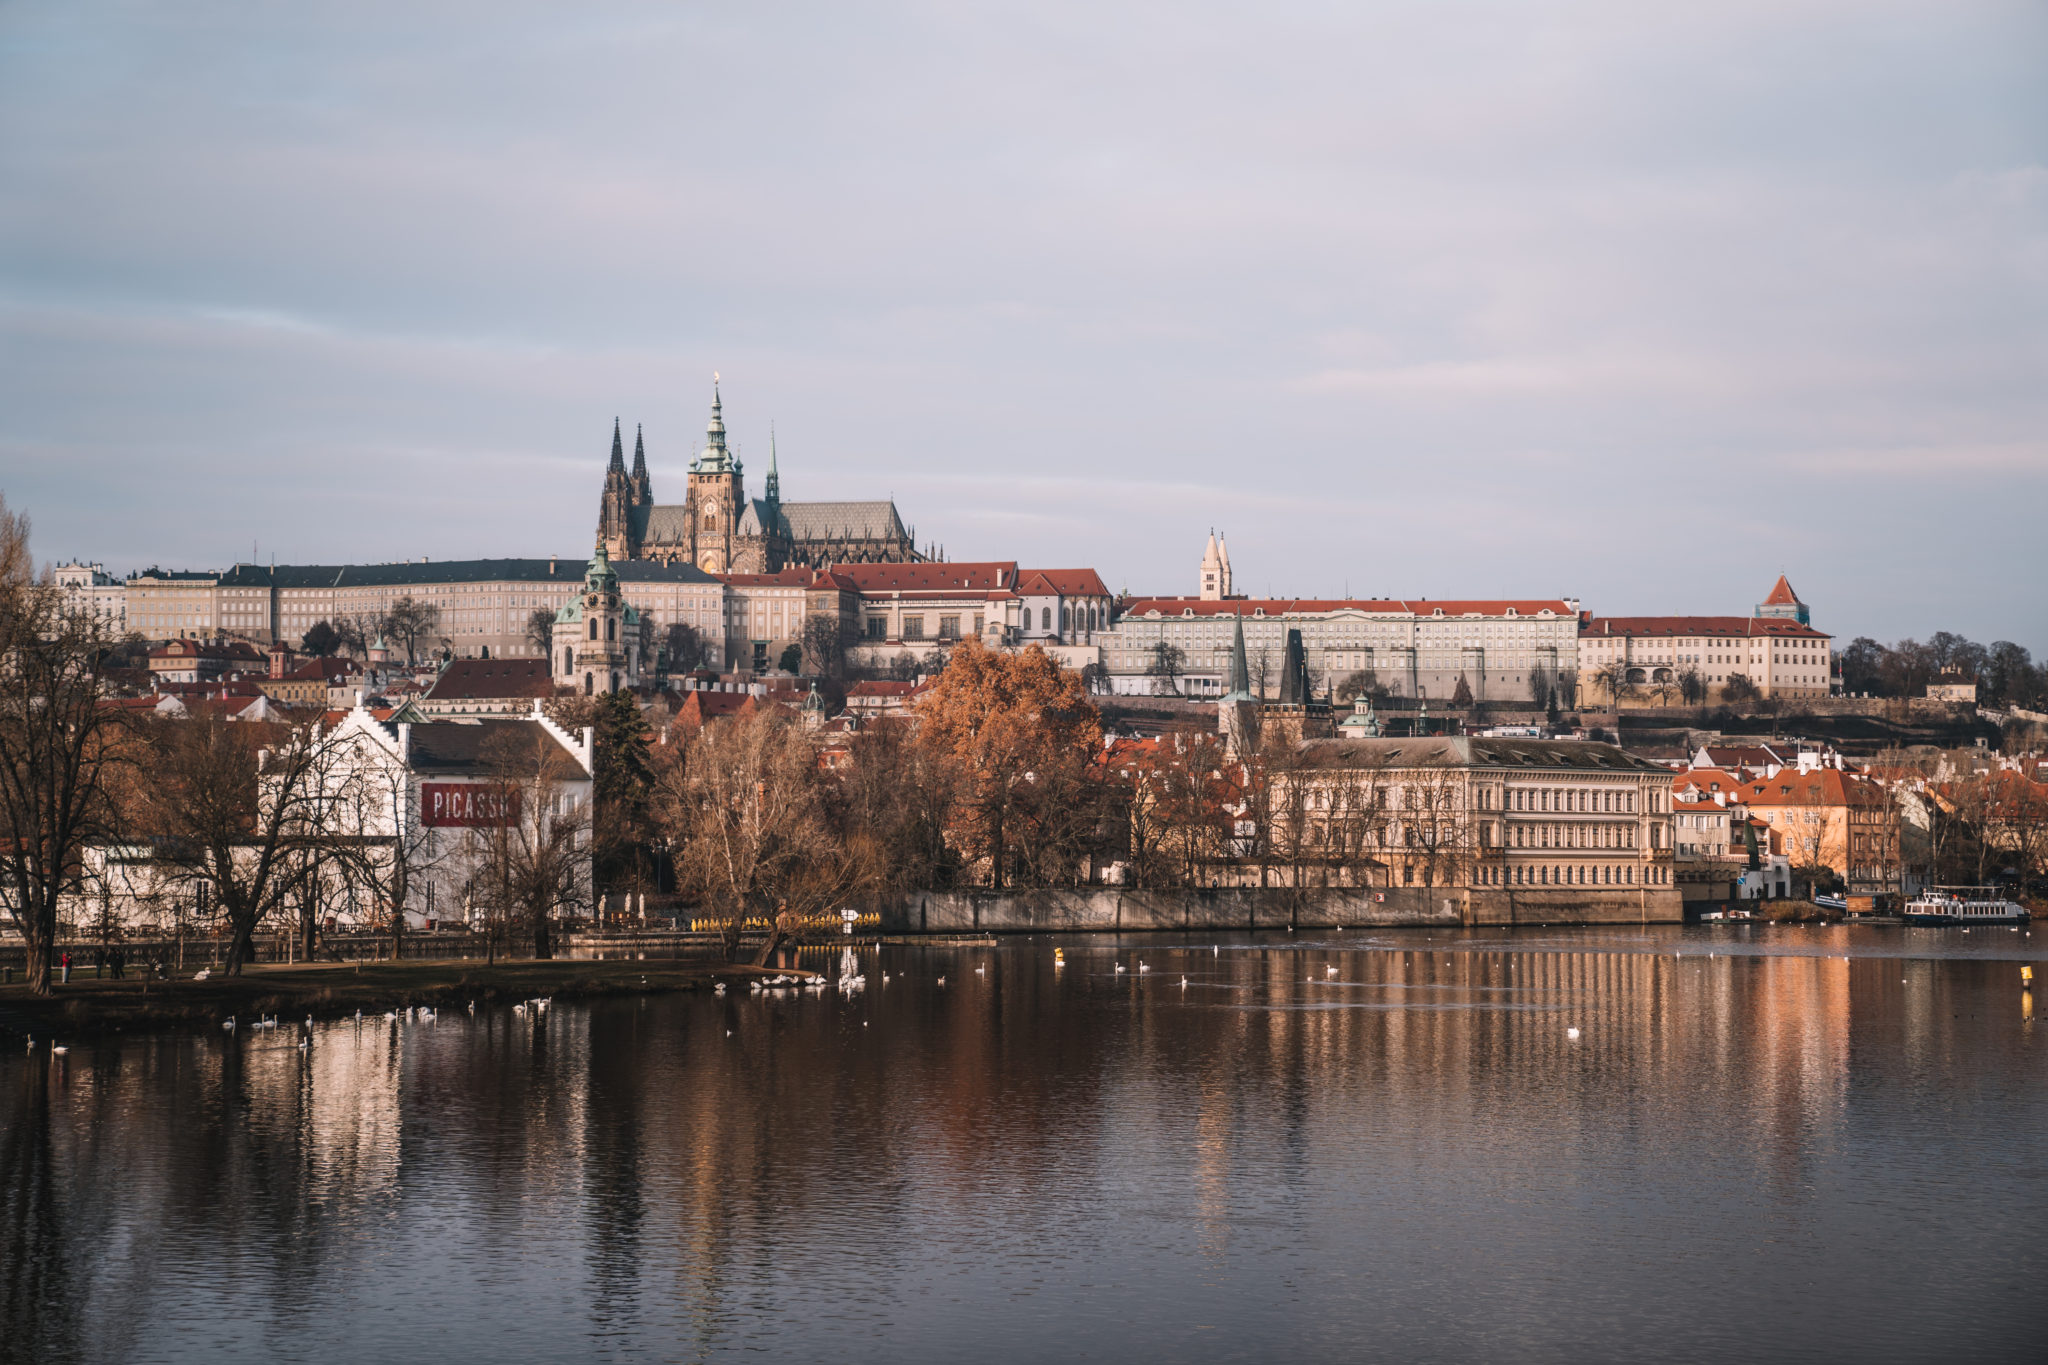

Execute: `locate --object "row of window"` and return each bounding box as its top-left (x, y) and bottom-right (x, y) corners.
top-left (1469, 863), bottom-right (1667, 887)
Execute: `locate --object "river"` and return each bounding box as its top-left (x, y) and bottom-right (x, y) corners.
top-left (5, 925), bottom-right (2046, 1363)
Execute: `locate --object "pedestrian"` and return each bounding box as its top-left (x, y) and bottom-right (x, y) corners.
top-left (60, 950), bottom-right (71, 985)
top-left (111, 946), bottom-right (125, 980)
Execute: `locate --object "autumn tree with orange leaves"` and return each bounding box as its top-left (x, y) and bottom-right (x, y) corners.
top-left (917, 640), bottom-right (1103, 888)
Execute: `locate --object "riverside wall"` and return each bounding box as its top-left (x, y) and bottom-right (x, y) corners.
top-left (878, 886), bottom-right (1683, 934)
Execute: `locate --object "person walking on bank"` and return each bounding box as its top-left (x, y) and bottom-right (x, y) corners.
top-left (60, 950), bottom-right (71, 985)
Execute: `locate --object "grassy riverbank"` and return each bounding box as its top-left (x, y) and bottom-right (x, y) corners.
top-left (0, 957), bottom-right (796, 1041)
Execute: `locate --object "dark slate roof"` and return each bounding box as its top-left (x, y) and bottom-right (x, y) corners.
top-left (213, 559), bottom-right (716, 589)
top-left (780, 500), bottom-right (908, 544)
top-left (1298, 736), bottom-right (1668, 773)
top-left (423, 659), bottom-right (557, 701)
top-left (405, 720), bottom-right (585, 776)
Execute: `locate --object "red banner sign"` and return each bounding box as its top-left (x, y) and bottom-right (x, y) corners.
top-left (421, 783), bottom-right (521, 828)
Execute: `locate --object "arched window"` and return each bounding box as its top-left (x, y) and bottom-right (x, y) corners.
top-left (606, 618), bottom-right (616, 642)
top-left (1041, 607), bottom-right (1051, 630)
top-left (588, 619), bottom-right (598, 640)
top-left (610, 671), bottom-right (619, 692)
top-left (562, 647), bottom-right (572, 674)
top-left (584, 672), bottom-right (593, 695)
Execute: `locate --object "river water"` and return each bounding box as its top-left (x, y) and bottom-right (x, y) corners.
top-left (5, 926), bottom-right (2047, 1364)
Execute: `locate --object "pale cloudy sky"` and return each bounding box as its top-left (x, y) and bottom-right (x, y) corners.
top-left (1, 1), bottom-right (2043, 647)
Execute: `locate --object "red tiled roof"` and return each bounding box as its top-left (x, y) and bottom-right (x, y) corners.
top-left (1736, 768), bottom-right (1889, 807)
top-left (1580, 616), bottom-right (1829, 640)
top-left (835, 562), bottom-right (1018, 593)
top-left (1120, 597), bottom-right (1572, 618)
top-left (847, 680), bottom-right (918, 697)
top-left (1762, 574), bottom-right (1802, 606)
top-left (280, 658), bottom-right (361, 683)
top-left (1016, 569), bottom-right (1110, 597)
top-left (423, 658), bottom-right (557, 701)
top-left (672, 689), bottom-right (759, 730)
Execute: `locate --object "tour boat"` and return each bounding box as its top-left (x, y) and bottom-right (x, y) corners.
top-left (1903, 887), bottom-right (2030, 926)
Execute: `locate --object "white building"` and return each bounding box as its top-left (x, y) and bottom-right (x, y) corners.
top-left (1104, 597), bottom-right (1581, 701)
top-left (1102, 539), bottom-right (1579, 700)
top-left (52, 561), bottom-right (126, 633)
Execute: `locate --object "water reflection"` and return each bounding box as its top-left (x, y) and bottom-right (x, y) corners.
top-left (4, 929), bottom-right (2045, 1364)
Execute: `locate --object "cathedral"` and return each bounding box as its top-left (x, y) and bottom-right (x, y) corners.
top-left (595, 384), bottom-right (929, 573)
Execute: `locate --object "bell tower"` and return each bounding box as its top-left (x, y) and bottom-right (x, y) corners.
top-left (687, 379), bottom-right (745, 573)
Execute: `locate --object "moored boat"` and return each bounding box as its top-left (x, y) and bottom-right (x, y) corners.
top-left (1902, 886), bottom-right (2030, 926)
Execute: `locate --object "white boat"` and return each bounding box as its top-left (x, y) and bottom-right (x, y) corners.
top-left (1903, 886), bottom-right (2029, 926)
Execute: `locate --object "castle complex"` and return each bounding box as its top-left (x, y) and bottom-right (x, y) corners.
top-left (596, 384), bottom-right (927, 574)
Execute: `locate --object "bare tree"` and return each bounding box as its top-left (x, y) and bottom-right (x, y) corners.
top-left (0, 492), bottom-right (28, 586)
top-left (138, 715), bottom-right (338, 975)
top-left (1677, 665), bottom-right (1707, 705)
top-left (1400, 765), bottom-right (1472, 889)
top-left (325, 729), bottom-right (447, 961)
top-left (1336, 669), bottom-right (1382, 703)
top-left (799, 613), bottom-right (845, 678)
top-left (1590, 660), bottom-right (1631, 705)
top-left (1147, 642), bottom-right (1186, 696)
top-left (381, 596), bottom-right (442, 666)
top-left (525, 607), bottom-right (557, 657)
top-left (332, 612), bottom-right (381, 659)
top-left (466, 726), bottom-right (591, 959)
top-left (658, 709), bottom-right (881, 964)
top-left (1554, 668), bottom-right (1579, 711)
top-left (0, 519), bottom-right (127, 993)
top-left (1723, 673), bottom-right (1762, 704)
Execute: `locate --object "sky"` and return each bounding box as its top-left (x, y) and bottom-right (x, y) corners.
top-left (1, 0), bottom-right (2043, 650)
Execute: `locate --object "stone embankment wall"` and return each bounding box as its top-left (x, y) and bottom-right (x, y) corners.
top-left (878, 887), bottom-right (1682, 933)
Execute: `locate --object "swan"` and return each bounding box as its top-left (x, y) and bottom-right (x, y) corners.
top-left (1114, 964), bottom-right (1126, 974)
top-left (1180, 976), bottom-right (1188, 988)
top-left (1566, 1027), bottom-right (1581, 1039)
top-left (223, 1019), bottom-right (236, 1032)
top-left (383, 1011), bottom-right (398, 1022)
top-left (975, 965), bottom-right (986, 975)
top-left (1326, 965), bottom-right (1338, 976)
top-left (937, 976), bottom-right (947, 986)
top-left (52, 1045), bottom-right (67, 1056)
top-left (1138, 963), bottom-right (1149, 973)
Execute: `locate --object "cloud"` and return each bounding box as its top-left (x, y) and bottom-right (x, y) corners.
top-left (0, 0), bottom-right (2043, 648)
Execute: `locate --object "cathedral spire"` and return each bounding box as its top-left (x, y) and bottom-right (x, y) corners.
top-left (608, 417), bottom-right (625, 472)
top-left (765, 425), bottom-right (781, 504)
top-left (697, 379), bottom-right (733, 473)
top-left (630, 423), bottom-right (651, 502)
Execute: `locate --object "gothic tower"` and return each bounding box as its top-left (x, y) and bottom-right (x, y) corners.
top-left (630, 423), bottom-right (652, 506)
top-left (686, 382), bottom-right (746, 573)
top-left (597, 418), bottom-right (637, 561)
